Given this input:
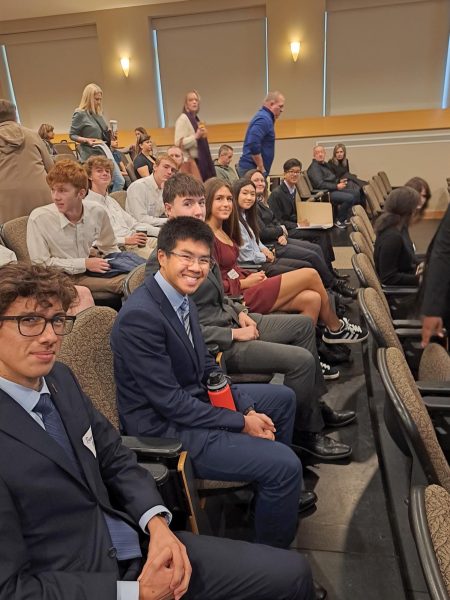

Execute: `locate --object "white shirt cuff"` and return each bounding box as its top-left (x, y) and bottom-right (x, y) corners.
top-left (117, 581), bottom-right (139, 600)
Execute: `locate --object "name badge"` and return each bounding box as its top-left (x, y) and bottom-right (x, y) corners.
top-left (227, 269), bottom-right (240, 280)
top-left (82, 426), bottom-right (97, 458)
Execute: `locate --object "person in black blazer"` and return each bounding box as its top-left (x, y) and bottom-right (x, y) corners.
top-left (421, 202), bottom-right (450, 346)
top-left (0, 262), bottom-right (316, 600)
top-left (112, 217), bottom-right (309, 550)
top-left (268, 158), bottom-right (339, 269)
top-left (374, 187), bottom-right (421, 286)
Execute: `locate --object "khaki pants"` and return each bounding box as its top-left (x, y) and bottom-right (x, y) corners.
top-left (72, 273), bottom-right (127, 295)
top-left (123, 237), bottom-right (157, 259)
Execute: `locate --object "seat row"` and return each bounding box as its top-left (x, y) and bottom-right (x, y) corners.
top-left (351, 233), bottom-right (450, 598)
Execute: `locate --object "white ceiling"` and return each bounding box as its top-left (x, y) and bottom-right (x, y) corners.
top-left (0, 0), bottom-right (190, 23)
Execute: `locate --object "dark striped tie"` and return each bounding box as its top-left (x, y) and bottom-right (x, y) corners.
top-left (179, 298), bottom-right (194, 346)
top-left (33, 393), bottom-right (141, 561)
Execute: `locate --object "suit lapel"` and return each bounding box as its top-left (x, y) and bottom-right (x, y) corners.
top-left (46, 375), bottom-right (98, 494)
top-left (189, 299), bottom-right (207, 370)
top-left (0, 387), bottom-right (88, 489)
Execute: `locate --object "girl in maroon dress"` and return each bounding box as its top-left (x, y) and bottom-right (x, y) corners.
top-left (204, 177), bottom-right (367, 343)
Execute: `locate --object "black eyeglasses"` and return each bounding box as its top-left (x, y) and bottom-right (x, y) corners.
top-left (168, 251), bottom-right (214, 268)
top-left (0, 315), bottom-right (76, 337)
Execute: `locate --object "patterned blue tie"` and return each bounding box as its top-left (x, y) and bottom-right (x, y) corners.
top-left (179, 297), bottom-right (194, 346)
top-left (33, 393), bottom-right (141, 561)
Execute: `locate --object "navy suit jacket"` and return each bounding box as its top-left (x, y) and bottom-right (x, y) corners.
top-left (0, 362), bottom-right (162, 600)
top-left (111, 274), bottom-right (253, 455)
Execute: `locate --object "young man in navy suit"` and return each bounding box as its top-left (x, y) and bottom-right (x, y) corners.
top-left (0, 263), bottom-right (317, 599)
top-left (112, 217), bottom-right (309, 550)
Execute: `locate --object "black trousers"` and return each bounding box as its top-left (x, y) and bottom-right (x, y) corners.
top-left (287, 228), bottom-right (335, 268)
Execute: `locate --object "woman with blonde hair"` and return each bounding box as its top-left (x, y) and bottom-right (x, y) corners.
top-left (69, 83), bottom-right (124, 191)
top-left (174, 89), bottom-right (215, 181)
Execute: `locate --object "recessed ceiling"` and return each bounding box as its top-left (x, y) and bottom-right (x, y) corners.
top-left (0, 0), bottom-right (190, 23)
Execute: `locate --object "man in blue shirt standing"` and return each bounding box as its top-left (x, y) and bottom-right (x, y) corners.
top-left (237, 91), bottom-right (285, 177)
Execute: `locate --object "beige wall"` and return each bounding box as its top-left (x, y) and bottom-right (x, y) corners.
top-left (266, 0), bottom-right (325, 119)
top-left (0, 0), bottom-right (448, 209)
top-left (2, 0), bottom-right (447, 128)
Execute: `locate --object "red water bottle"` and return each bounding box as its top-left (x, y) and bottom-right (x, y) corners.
top-left (207, 372), bottom-right (236, 411)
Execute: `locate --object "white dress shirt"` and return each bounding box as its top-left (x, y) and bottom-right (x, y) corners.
top-left (27, 201), bottom-right (120, 274)
top-left (125, 174), bottom-right (167, 236)
top-left (0, 244), bottom-right (17, 266)
top-left (85, 190), bottom-right (152, 245)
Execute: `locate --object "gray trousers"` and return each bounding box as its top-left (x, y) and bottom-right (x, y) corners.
top-left (223, 313), bottom-right (326, 432)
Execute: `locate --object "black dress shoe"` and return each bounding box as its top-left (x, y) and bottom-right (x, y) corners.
top-left (299, 490), bottom-right (317, 514)
top-left (292, 432), bottom-right (352, 461)
top-left (317, 342), bottom-right (352, 366)
top-left (331, 267), bottom-right (350, 280)
top-left (333, 279), bottom-right (357, 300)
top-left (321, 404), bottom-right (357, 428)
top-left (332, 290), bottom-right (353, 306)
top-left (314, 580), bottom-right (328, 599)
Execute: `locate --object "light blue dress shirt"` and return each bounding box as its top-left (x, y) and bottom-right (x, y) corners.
top-left (238, 217), bottom-right (268, 264)
top-left (154, 270), bottom-right (188, 322)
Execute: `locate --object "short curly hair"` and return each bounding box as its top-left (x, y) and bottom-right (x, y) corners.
top-left (0, 263), bottom-right (78, 315)
top-left (84, 155), bottom-right (114, 181)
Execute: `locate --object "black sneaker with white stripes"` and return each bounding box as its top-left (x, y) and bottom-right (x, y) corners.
top-left (322, 317), bottom-right (368, 344)
top-left (320, 361), bottom-right (340, 380)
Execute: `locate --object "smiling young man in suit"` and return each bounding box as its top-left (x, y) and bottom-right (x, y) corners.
top-left (112, 217), bottom-right (312, 551)
top-left (0, 262), bottom-right (317, 600)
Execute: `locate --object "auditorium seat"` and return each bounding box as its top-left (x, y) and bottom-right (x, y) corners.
top-left (410, 484), bottom-right (450, 599)
top-left (359, 287), bottom-right (450, 397)
top-left (350, 214), bottom-right (374, 249)
top-left (377, 347), bottom-right (450, 491)
top-left (352, 204), bottom-right (376, 242)
top-left (350, 230), bottom-right (375, 267)
top-left (1, 216), bottom-right (30, 261)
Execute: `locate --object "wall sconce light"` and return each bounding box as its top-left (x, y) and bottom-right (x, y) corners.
top-left (290, 41), bottom-right (301, 62)
top-left (120, 57), bottom-right (130, 77)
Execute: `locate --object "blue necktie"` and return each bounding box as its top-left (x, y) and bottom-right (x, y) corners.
top-left (179, 298), bottom-right (194, 346)
top-left (33, 393), bottom-right (141, 561)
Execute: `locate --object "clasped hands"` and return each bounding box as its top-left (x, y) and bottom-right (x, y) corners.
top-left (139, 516), bottom-right (192, 600)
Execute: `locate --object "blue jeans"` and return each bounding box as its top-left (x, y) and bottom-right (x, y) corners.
top-left (179, 383), bottom-right (302, 548)
top-left (330, 189), bottom-right (359, 222)
top-left (111, 160), bottom-right (125, 192)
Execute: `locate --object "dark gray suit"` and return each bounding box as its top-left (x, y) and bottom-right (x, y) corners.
top-left (146, 255), bottom-right (326, 432)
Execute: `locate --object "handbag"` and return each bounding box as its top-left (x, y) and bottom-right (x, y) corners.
top-left (91, 114), bottom-right (112, 147)
top-left (86, 252), bottom-right (146, 278)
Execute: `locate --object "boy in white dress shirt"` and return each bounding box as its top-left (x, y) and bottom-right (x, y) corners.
top-left (27, 159), bottom-right (126, 295)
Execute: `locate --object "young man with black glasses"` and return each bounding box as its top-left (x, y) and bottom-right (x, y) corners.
top-left (0, 262), bottom-right (318, 600)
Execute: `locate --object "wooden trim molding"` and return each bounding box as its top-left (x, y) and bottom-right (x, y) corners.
top-left (55, 108), bottom-right (450, 147)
